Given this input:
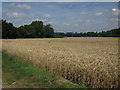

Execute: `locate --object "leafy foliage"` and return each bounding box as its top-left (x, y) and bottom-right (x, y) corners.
top-left (2, 19), bottom-right (120, 39)
top-left (2, 20), bottom-right (54, 39)
top-left (2, 20), bottom-right (17, 39)
top-left (55, 29), bottom-right (120, 38)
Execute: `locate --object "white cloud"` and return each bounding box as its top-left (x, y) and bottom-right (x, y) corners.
top-left (7, 3), bottom-right (32, 10)
top-left (110, 17), bottom-right (118, 21)
top-left (3, 0), bottom-right (119, 2)
top-left (33, 19), bottom-right (53, 25)
top-left (42, 14), bottom-right (51, 18)
top-left (9, 3), bottom-right (15, 7)
top-left (6, 12), bottom-right (26, 18)
top-left (112, 8), bottom-right (117, 12)
top-left (80, 12), bottom-right (88, 15)
top-left (3, 0), bottom-right (83, 2)
top-left (33, 19), bottom-right (47, 22)
top-left (40, 19), bottom-right (47, 22)
top-left (112, 8), bottom-right (119, 16)
top-left (63, 23), bottom-right (70, 26)
top-left (95, 12), bottom-right (103, 16)
top-left (74, 24), bottom-right (78, 27)
top-left (48, 21), bottom-right (53, 24)
top-left (16, 4), bottom-right (32, 10)
top-left (34, 19), bottom-right (40, 21)
top-left (6, 12), bottom-right (34, 19)
top-left (104, 9), bottom-right (109, 12)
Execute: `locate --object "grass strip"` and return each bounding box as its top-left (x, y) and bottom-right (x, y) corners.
top-left (2, 52), bottom-right (86, 88)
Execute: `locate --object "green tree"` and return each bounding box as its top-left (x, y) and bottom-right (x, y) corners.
top-left (43, 24), bottom-right (54, 38)
top-left (2, 20), bottom-right (17, 39)
top-left (31, 21), bottom-right (43, 38)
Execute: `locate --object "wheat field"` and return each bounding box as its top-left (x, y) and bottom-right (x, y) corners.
top-left (2, 37), bottom-right (119, 88)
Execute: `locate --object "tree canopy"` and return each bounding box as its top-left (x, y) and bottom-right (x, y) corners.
top-left (1, 19), bottom-right (120, 39)
top-left (2, 20), bottom-right (54, 39)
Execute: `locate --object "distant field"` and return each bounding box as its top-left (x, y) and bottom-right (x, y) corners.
top-left (2, 37), bottom-right (119, 88)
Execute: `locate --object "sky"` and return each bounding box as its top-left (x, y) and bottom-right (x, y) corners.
top-left (2, 0), bottom-right (119, 2)
top-left (2, 2), bottom-right (119, 33)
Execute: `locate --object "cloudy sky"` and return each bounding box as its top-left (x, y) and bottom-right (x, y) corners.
top-left (2, 0), bottom-right (119, 2)
top-left (2, 2), bottom-right (119, 32)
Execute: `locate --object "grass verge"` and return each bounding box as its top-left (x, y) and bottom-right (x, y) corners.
top-left (2, 52), bottom-right (86, 88)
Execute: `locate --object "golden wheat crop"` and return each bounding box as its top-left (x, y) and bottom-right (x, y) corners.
top-left (2, 37), bottom-right (119, 88)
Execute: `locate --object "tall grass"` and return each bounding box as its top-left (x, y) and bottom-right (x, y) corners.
top-left (2, 37), bottom-right (119, 88)
top-left (2, 52), bottom-right (85, 88)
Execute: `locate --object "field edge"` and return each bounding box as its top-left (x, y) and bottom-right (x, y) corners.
top-left (2, 52), bottom-right (86, 88)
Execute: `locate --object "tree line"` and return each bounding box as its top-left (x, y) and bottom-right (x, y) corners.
top-left (55, 29), bottom-right (120, 38)
top-left (2, 20), bottom-right (54, 39)
top-left (1, 19), bottom-right (120, 39)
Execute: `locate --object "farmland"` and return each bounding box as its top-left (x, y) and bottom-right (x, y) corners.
top-left (2, 52), bottom-right (85, 88)
top-left (2, 37), bottom-right (119, 88)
